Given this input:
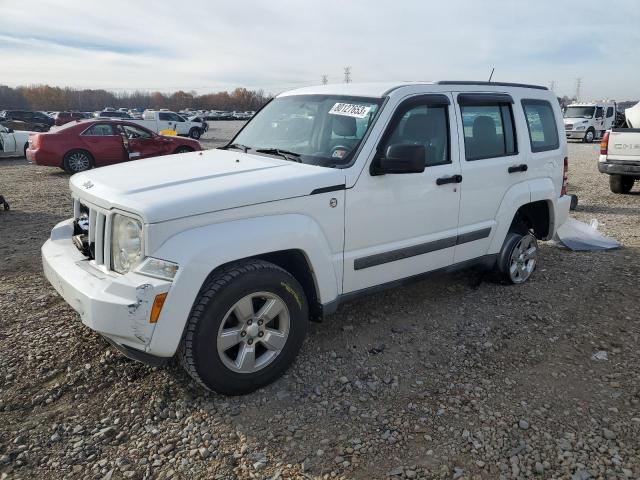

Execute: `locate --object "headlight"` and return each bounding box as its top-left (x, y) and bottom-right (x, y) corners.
top-left (111, 213), bottom-right (143, 274)
top-left (136, 257), bottom-right (179, 281)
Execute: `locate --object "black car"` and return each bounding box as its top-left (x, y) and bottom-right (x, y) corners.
top-left (0, 110), bottom-right (54, 131)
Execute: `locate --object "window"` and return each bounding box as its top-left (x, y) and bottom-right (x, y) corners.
top-left (231, 95), bottom-right (382, 168)
top-left (460, 104), bottom-right (516, 160)
top-left (83, 124), bottom-right (116, 136)
top-left (595, 107), bottom-right (603, 119)
top-left (521, 100), bottom-right (559, 152)
top-left (159, 112), bottom-right (171, 121)
top-left (379, 101), bottom-right (450, 166)
top-left (121, 124), bottom-right (152, 139)
top-left (606, 107), bottom-right (614, 118)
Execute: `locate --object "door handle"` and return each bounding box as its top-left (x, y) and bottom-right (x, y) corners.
top-left (436, 174), bottom-right (462, 185)
top-left (508, 164), bottom-right (528, 173)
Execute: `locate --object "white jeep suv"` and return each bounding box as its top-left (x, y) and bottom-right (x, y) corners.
top-left (42, 81), bottom-right (572, 394)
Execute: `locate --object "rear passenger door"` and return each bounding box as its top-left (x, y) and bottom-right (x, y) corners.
top-left (80, 123), bottom-right (126, 165)
top-left (453, 92), bottom-right (528, 263)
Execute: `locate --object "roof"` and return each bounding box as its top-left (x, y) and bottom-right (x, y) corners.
top-left (278, 81), bottom-right (548, 98)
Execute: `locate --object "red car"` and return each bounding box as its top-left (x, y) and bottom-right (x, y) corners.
top-left (27, 119), bottom-right (202, 173)
top-left (54, 111), bottom-right (87, 126)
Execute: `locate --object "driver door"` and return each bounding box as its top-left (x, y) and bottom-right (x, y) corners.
top-left (343, 94), bottom-right (462, 293)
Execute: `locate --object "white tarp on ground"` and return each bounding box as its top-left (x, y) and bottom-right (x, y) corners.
top-left (554, 218), bottom-right (622, 251)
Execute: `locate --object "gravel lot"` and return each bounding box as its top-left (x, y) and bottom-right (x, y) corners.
top-left (1, 126), bottom-right (639, 480)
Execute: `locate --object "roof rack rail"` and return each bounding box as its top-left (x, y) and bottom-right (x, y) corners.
top-left (437, 81), bottom-right (548, 91)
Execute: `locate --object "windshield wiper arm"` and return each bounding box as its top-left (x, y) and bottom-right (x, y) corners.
top-left (222, 143), bottom-right (250, 153)
top-left (254, 148), bottom-right (302, 163)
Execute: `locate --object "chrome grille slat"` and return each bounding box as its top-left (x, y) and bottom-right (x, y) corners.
top-left (74, 197), bottom-right (111, 271)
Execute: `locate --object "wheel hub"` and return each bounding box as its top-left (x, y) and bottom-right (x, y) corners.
top-left (245, 322), bottom-right (260, 338)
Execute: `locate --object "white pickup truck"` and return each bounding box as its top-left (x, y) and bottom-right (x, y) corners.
top-left (131, 110), bottom-right (205, 139)
top-left (41, 81), bottom-right (571, 395)
top-left (599, 127), bottom-right (640, 193)
top-left (0, 124), bottom-right (32, 157)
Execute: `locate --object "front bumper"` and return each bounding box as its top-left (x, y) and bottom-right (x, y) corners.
top-left (565, 130), bottom-right (586, 140)
top-left (598, 162), bottom-right (640, 176)
top-left (42, 219), bottom-right (173, 363)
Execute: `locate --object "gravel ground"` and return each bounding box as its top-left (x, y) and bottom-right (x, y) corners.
top-left (0, 128), bottom-right (639, 480)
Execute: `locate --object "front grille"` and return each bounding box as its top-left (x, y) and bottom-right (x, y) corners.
top-left (73, 198), bottom-right (111, 269)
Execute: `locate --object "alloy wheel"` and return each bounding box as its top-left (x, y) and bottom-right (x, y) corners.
top-left (216, 292), bottom-right (290, 373)
top-left (508, 234), bottom-right (537, 283)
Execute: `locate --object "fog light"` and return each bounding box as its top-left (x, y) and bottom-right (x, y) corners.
top-left (150, 293), bottom-right (168, 324)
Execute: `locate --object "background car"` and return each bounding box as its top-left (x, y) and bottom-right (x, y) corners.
top-left (0, 110), bottom-right (54, 131)
top-left (54, 111), bottom-right (89, 126)
top-left (94, 110), bottom-right (132, 119)
top-left (26, 119), bottom-right (202, 173)
top-left (187, 115), bottom-right (209, 132)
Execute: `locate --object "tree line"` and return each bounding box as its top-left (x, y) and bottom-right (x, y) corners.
top-left (0, 85), bottom-right (272, 112)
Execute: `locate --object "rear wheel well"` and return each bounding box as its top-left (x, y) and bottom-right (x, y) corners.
top-left (201, 250), bottom-right (321, 321)
top-left (509, 201), bottom-right (551, 239)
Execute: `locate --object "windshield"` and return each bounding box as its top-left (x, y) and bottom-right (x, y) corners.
top-left (229, 95), bottom-right (383, 168)
top-left (564, 106), bottom-right (595, 119)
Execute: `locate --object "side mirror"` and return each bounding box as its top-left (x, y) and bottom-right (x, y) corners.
top-left (373, 144), bottom-right (426, 175)
top-left (5, 127), bottom-right (14, 133)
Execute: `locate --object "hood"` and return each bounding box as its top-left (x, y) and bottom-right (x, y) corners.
top-left (70, 149), bottom-right (346, 223)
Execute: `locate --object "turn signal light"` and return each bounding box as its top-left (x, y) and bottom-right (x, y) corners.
top-left (150, 293), bottom-right (168, 323)
top-left (600, 131), bottom-right (610, 155)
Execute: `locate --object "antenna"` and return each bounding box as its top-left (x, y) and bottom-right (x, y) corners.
top-left (488, 67), bottom-right (495, 82)
top-left (343, 66), bottom-right (352, 84)
top-left (321, 74), bottom-right (328, 85)
top-left (549, 80), bottom-right (556, 92)
top-left (575, 78), bottom-right (582, 101)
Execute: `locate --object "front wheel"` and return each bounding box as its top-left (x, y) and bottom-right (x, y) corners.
top-left (583, 128), bottom-right (595, 143)
top-left (188, 128), bottom-right (201, 140)
top-left (498, 232), bottom-right (538, 284)
top-left (179, 260), bottom-right (309, 395)
top-left (609, 174), bottom-right (634, 194)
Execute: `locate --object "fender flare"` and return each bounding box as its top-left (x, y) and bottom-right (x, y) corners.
top-left (147, 214), bottom-right (339, 357)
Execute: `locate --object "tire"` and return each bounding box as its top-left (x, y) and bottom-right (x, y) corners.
top-left (179, 259), bottom-right (309, 395)
top-left (63, 150), bottom-right (94, 174)
top-left (583, 128), bottom-right (595, 143)
top-left (174, 146), bottom-right (194, 154)
top-left (23, 143), bottom-right (28, 159)
top-left (498, 232), bottom-right (538, 284)
top-left (609, 174), bottom-right (634, 194)
top-left (188, 128), bottom-right (201, 140)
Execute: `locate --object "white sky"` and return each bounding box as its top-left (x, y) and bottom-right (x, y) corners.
top-left (2, 0), bottom-right (639, 100)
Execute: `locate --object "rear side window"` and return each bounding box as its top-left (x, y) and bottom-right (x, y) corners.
top-left (521, 100), bottom-right (559, 153)
top-left (83, 124), bottom-right (116, 136)
top-left (460, 104), bottom-right (516, 160)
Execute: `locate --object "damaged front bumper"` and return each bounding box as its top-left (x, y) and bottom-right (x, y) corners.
top-left (42, 219), bottom-right (173, 364)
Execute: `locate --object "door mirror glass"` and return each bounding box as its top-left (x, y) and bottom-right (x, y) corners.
top-left (377, 144), bottom-right (426, 174)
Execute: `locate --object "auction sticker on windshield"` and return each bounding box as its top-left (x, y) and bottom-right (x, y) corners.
top-left (329, 103), bottom-right (372, 118)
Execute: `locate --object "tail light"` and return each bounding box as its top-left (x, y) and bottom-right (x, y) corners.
top-left (31, 133), bottom-right (42, 149)
top-left (600, 131), bottom-right (610, 155)
top-left (561, 156), bottom-right (569, 196)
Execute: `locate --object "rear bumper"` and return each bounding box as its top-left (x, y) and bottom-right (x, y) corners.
top-left (42, 219), bottom-right (173, 364)
top-left (27, 147), bottom-right (61, 167)
top-left (556, 195), bottom-right (572, 232)
top-left (598, 162), bottom-right (640, 176)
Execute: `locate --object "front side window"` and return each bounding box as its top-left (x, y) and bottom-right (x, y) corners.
top-left (121, 124), bottom-right (152, 139)
top-left (83, 124), bottom-right (115, 136)
top-left (606, 107), bottom-right (614, 118)
top-left (595, 107), bottom-right (603, 119)
top-left (229, 95), bottom-right (382, 168)
top-left (522, 100), bottom-right (559, 152)
top-left (379, 102), bottom-right (450, 167)
top-left (461, 104), bottom-right (516, 160)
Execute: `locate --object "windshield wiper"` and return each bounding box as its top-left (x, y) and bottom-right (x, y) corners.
top-left (254, 148), bottom-right (302, 163)
top-left (222, 143), bottom-right (250, 153)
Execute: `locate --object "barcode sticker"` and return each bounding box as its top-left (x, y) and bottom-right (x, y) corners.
top-left (329, 103), bottom-right (371, 119)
